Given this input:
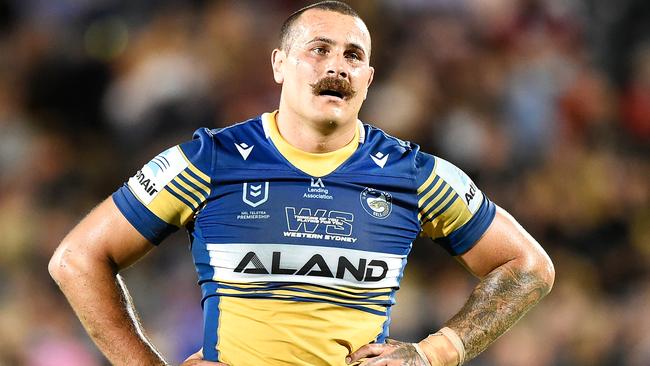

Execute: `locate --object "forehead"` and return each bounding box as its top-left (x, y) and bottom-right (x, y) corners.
top-left (292, 9), bottom-right (371, 52)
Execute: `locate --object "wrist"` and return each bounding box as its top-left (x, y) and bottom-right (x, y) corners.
top-left (418, 327), bottom-right (465, 366)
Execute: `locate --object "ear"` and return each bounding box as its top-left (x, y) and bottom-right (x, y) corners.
top-left (271, 48), bottom-right (286, 84)
top-left (363, 66), bottom-right (375, 100)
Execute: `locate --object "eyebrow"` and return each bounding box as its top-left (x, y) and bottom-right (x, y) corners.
top-left (307, 36), bottom-right (368, 56)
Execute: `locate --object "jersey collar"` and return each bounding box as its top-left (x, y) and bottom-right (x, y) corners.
top-left (261, 111), bottom-right (364, 177)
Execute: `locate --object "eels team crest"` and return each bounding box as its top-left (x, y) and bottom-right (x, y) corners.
top-left (360, 187), bottom-right (392, 219)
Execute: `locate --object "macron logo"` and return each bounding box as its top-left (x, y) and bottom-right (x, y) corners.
top-left (235, 142), bottom-right (254, 160)
top-left (370, 152), bottom-right (389, 168)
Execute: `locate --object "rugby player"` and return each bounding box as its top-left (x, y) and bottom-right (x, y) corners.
top-left (49, 1), bottom-right (555, 365)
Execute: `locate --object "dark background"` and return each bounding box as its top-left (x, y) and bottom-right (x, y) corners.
top-left (0, 0), bottom-right (648, 365)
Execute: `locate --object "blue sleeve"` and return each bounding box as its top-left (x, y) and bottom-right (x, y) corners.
top-left (434, 197), bottom-right (496, 255)
top-left (112, 128), bottom-right (215, 245)
top-left (416, 151), bottom-right (496, 255)
top-left (112, 186), bottom-right (178, 245)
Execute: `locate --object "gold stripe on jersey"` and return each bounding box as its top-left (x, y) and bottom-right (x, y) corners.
top-left (421, 197), bottom-right (474, 239)
top-left (417, 168), bottom-right (438, 194)
top-left (215, 297), bottom-right (385, 366)
top-left (216, 290), bottom-right (388, 314)
top-left (417, 164), bottom-right (476, 240)
top-left (214, 282), bottom-right (392, 309)
top-left (180, 170), bottom-right (210, 200)
top-left (178, 149), bottom-right (212, 184)
top-left (174, 173), bottom-right (207, 203)
top-left (145, 168), bottom-right (210, 228)
top-left (263, 112), bottom-right (360, 177)
top-left (216, 281), bottom-right (391, 296)
top-left (168, 178), bottom-right (201, 208)
top-left (215, 288), bottom-right (390, 311)
top-left (419, 185), bottom-right (454, 222)
top-left (417, 179), bottom-right (445, 221)
top-left (146, 188), bottom-right (195, 227)
top-left (295, 283), bottom-right (392, 298)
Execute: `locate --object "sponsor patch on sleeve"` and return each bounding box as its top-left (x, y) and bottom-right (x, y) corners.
top-left (435, 157), bottom-right (483, 214)
top-left (127, 146), bottom-right (188, 205)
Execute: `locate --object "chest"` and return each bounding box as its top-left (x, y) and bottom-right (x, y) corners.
top-left (194, 172), bottom-right (420, 256)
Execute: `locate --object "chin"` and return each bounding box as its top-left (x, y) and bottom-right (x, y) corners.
top-left (310, 104), bottom-right (351, 125)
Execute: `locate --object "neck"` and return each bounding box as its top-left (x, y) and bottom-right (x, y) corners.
top-left (275, 108), bottom-right (357, 153)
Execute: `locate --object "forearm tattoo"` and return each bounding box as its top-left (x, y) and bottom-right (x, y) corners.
top-left (445, 265), bottom-right (551, 361)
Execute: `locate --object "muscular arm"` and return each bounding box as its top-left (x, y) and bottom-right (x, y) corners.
top-left (444, 206), bottom-right (555, 361)
top-left (48, 198), bottom-right (167, 365)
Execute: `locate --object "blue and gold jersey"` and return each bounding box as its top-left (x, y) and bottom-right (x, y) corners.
top-left (112, 111), bottom-right (495, 365)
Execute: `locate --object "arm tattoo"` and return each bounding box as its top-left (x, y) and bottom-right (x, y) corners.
top-left (445, 265), bottom-right (551, 361)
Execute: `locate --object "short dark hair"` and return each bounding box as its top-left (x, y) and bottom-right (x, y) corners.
top-left (279, 1), bottom-right (362, 51)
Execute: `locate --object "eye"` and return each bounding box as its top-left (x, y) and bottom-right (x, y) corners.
top-left (313, 47), bottom-right (328, 55)
top-left (345, 51), bottom-right (362, 61)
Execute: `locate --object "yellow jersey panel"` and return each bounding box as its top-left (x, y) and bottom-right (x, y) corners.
top-left (215, 296), bottom-right (385, 366)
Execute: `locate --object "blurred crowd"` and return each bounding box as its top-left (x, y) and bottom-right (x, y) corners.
top-left (0, 0), bottom-right (648, 365)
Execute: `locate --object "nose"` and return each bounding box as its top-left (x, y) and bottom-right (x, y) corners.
top-left (326, 53), bottom-right (348, 79)
top-left (327, 68), bottom-right (348, 79)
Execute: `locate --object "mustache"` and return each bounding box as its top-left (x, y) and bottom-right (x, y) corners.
top-left (310, 77), bottom-right (357, 99)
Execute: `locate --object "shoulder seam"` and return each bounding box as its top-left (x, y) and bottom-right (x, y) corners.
top-left (364, 123), bottom-right (414, 150)
top-left (209, 117), bottom-right (262, 137)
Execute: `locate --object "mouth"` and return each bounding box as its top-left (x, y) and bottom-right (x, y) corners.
top-left (311, 77), bottom-right (356, 101)
top-left (318, 89), bottom-right (344, 99)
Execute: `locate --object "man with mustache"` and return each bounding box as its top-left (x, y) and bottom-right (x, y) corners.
top-left (49, 1), bottom-right (555, 366)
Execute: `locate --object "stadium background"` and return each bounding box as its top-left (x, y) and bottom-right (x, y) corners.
top-left (0, 0), bottom-right (648, 365)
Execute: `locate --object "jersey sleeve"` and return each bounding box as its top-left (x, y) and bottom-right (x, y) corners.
top-left (112, 128), bottom-right (215, 245)
top-left (415, 152), bottom-right (496, 255)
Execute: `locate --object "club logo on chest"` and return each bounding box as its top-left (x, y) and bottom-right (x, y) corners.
top-left (360, 187), bottom-right (393, 219)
